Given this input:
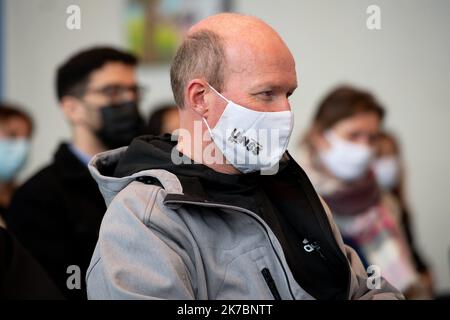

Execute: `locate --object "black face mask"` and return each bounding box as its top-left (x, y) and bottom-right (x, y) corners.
top-left (95, 101), bottom-right (145, 149)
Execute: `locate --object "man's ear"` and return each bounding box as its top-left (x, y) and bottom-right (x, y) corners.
top-left (60, 96), bottom-right (84, 123)
top-left (186, 79), bottom-right (209, 117)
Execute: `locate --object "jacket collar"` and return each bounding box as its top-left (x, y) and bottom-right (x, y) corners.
top-left (89, 146), bottom-right (299, 208)
top-left (54, 143), bottom-right (93, 180)
top-left (89, 147), bottom-right (184, 206)
top-left (162, 152), bottom-right (295, 207)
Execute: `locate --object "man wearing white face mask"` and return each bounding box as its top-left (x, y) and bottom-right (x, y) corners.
top-left (298, 86), bottom-right (421, 297)
top-left (86, 14), bottom-right (402, 300)
top-left (201, 83), bottom-right (294, 174)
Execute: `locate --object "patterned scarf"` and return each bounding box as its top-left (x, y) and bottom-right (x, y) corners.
top-left (296, 143), bottom-right (418, 292)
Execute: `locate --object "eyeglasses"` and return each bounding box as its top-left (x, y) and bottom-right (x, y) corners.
top-left (85, 84), bottom-right (147, 100)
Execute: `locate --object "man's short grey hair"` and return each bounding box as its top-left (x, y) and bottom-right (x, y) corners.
top-left (170, 30), bottom-right (226, 108)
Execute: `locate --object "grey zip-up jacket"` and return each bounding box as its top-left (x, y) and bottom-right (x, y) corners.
top-left (86, 146), bottom-right (403, 300)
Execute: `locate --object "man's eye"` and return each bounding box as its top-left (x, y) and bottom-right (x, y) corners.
top-left (104, 86), bottom-right (122, 96)
top-left (260, 91), bottom-right (274, 98)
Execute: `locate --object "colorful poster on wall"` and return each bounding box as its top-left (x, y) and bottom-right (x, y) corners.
top-left (126, 0), bottom-right (231, 65)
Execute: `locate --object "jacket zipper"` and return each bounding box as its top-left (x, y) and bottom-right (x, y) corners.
top-left (261, 268), bottom-right (282, 300)
top-left (164, 199), bottom-right (297, 300)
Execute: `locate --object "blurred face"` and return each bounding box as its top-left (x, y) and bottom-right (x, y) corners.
top-left (316, 112), bottom-right (382, 181)
top-left (373, 135), bottom-right (401, 189)
top-left (325, 112), bottom-right (381, 149)
top-left (0, 117), bottom-right (31, 140)
top-left (0, 117), bottom-right (31, 182)
top-left (76, 62), bottom-right (138, 129)
top-left (376, 136), bottom-right (397, 158)
top-left (61, 61), bottom-right (143, 150)
top-left (161, 108), bottom-right (180, 134)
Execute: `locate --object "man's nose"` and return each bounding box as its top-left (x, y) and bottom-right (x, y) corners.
top-left (121, 90), bottom-right (137, 102)
top-left (280, 98), bottom-right (292, 112)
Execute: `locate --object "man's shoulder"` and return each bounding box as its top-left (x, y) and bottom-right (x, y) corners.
top-left (103, 178), bottom-right (197, 242)
top-left (15, 162), bottom-right (60, 197)
top-left (112, 180), bottom-right (168, 222)
top-left (14, 142), bottom-right (76, 198)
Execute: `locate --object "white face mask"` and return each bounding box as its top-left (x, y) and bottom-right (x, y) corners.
top-left (373, 156), bottom-right (400, 190)
top-left (319, 130), bottom-right (374, 181)
top-left (203, 84), bottom-right (294, 174)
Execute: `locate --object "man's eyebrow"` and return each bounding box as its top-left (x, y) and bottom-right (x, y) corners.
top-left (252, 83), bottom-right (298, 92)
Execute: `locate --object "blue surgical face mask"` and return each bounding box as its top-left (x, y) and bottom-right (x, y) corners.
top-left (0, 138), bottom-right (30, 182)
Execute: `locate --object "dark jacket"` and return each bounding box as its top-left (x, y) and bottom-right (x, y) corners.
top-left (5, 143), bottom-right (106, 300)
top-left (0, 227), bottom-right (63, 299)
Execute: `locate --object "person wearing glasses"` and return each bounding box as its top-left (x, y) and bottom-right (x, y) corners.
top-left (5, 47), bottom-right (146, 300)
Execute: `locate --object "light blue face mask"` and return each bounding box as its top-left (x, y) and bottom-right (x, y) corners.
top-left (0, 138), bottom-right (30, 182)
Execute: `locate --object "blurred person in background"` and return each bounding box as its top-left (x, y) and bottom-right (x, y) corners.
top-left (0, 104), bottom-right (33, 227)
top-left (147, 102), bottom-right (179, 136)
top-left (0, 104), bottom-right (62, 299)
top-left (373, 131), bottom-right (434, 298)
top-left (5, 46), bottom-right (146, 300)
top-left (296, 85), bottom-right (421, 298)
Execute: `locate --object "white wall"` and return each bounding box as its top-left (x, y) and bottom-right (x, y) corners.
top-left (4, 0), bottom-right (450, 294)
